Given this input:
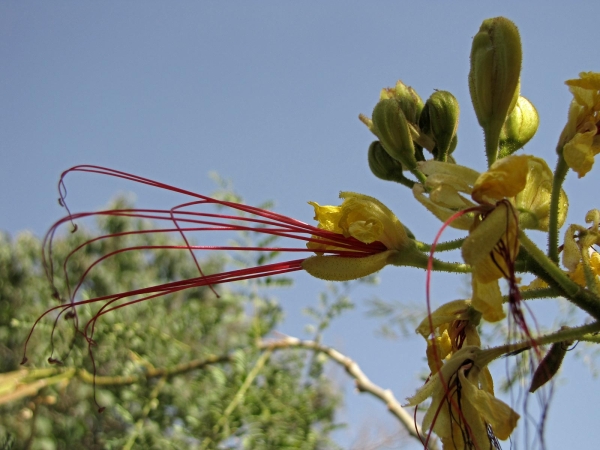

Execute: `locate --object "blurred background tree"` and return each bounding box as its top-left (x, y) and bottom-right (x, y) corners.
top-left (0, 195), bottom-right (345, 450)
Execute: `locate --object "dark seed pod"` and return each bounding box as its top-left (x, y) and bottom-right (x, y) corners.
top-left (529, 338), bottom-right (573, 393)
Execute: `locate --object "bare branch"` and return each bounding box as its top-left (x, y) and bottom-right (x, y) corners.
top-left (9, 337), bottom-right (436, 448)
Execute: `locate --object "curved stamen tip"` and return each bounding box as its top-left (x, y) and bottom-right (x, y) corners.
top-left (97, 407), bottom-right (105, 414)
top-left (20, 356), bottom-right (28, 365)
top-left (48, 357), bottom-right (64, 365)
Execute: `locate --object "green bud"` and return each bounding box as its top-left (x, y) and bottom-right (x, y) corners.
top-left (371, 98), bottom-right (417, 171)
top-left (419, 91), bottom-right (460, 162)
top-left (368, 141), bottom-right (413, 186)
top-left (448, 134), bottom-right (458, 155)
top-left (498, 96), bottom-right (539, 158)
top-left (393, 80), bottom-right (424, 124)
top-left (378, 81), bottom-right (423, 124)
top-left (469, 17), bottom-right (522, 165)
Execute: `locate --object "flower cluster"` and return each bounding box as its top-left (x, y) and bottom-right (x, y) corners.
top-left (24, 16), bottom-right (600, 449)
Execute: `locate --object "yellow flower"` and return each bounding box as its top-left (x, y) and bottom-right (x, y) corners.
top-left (414, 155), bottom-right (533, 321)
top-left (405, 346), bottom-right (519, 449)
top-left (559, 72), bottom-right (600, 178)
top-left (302, 192), bottom-right (414, 281)
top-left (307, 192), bottom-right (409, 251)
top-left (416, 300), bottom-right (483, 373)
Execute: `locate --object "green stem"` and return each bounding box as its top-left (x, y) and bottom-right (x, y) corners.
top-left (408, 166), bottom-right (428, 184)
top-left (391, 170), bottom-right (417, 189)
top-left (416, 237), bottom-right (465, 253)
top-left (519, 230), bottom-right (578, 296)
top-left (548, 154), bottom-right (568, 263)
top-left (478, 321), bottom-right (600, 365)
top-left (509, 287), bottom-right (560, 303)
top-left (484, 124), bottom-right (501, 167)
top-left (578, 334), bottom-right (600, 344)
top-left (519, 230), bottom-right (600, 320)
top-left (390, 246), bottom-right (470, 273)
top-left (430, 258), bottom-right (471, 273)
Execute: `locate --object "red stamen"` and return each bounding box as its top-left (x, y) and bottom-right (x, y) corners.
top-left (420, 207), bottom-right (480, 449)
top-left (25, 165), bottom-right (390, 411)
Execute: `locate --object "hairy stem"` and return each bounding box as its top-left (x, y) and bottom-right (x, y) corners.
top-left (479, 321), bottom-right (600, 363)
top-left (548, 154), bottom-right (568, 263)
top-left (519, 230), bottom-right (600, 320)
top-left (416, 237), bottom-right (465, 253)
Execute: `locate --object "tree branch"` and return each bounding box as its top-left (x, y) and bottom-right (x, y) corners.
top-left (8, 337), bottom-right (435, 448)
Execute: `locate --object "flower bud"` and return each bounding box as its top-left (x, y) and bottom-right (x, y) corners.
top-left (469, 17), bottom-right (522, 164)
top-left (498, 96), bottom-right (539, 158)
top-left (393, 80), bottom-right (424, 124)
top-left (367, 141), bottom-right (406, 183)
top-left (371, 98), bottom-right (418, 171)
top-left (419, 90), bottom-right (460, 162)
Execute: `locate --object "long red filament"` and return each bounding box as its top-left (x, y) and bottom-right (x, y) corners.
top-left (25, 165), bottom-right (388, 394)
top-left (421, 207), bottom-right (479, 450)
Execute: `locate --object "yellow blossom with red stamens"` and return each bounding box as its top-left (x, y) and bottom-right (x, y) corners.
top-left (23, 167), bottom-right (411, 373)
top-left (302, 192), bottom-right (417, 281)
top-left (405, 346), bottom-right (519, 449)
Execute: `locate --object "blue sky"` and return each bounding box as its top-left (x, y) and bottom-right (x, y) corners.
top-left (2, 2), bottom-right (600, 449)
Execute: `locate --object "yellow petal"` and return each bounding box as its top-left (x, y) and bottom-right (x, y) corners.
top-left (565, 71), bottom-right (600, 91)
top-left (338, 192), bottom-right (409, 249)
top-left (471, 277), bottom-right (505, 322)
top-left (412, 184), bottom-right (474, 230)
top-left (426, 330), bottom-right (452, 373)
top-left (420, 160), bottom-right (481, 183)
top-left (462, 202), bottom-right (518, 283)
top-left (459, 369), bottom-right (520, 440)
top-left (516, 156), bottom-right (568, 231)
top-left (563, 125), bottom-right (600, 178)
top-left (472, 154), bottom-right (531, 204)
top-left (308, 192), bottom-right (409, 250)
top-left (307, 202), bottom-right (343, 234)
top-left (416, 299), bottom-right (472, 337)
top-left (562, 224), bottom-right (584, 271)
top-left (569, 252), bottom-right (600, 288)
top-left (521, 277), bottom-right (549, 291)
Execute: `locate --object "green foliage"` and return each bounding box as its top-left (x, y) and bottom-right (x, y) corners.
top-left (0, 198), bottom-right (342, 450)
